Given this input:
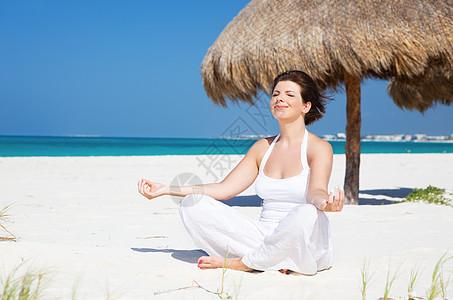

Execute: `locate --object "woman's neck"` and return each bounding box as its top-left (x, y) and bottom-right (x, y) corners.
top-left (278, 118), bottom-right (306, 144)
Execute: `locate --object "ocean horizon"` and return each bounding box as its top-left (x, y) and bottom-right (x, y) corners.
top-left (1, 135), bottom-right (453, 157)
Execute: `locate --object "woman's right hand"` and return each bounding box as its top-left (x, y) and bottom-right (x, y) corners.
top-left (138, 178), bottom-right (167, 200)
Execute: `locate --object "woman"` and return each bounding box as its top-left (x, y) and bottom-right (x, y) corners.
top-left (138, 70), bottom-right (344, 275)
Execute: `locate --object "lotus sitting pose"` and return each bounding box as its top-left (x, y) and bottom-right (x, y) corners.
top-left (138, 70), bottom-right (344, 275)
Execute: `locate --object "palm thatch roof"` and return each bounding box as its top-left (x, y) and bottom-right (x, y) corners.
top-left (201, 0), bottom-right (453, 112)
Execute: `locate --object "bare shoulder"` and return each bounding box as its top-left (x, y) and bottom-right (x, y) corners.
top-left (247, 136), bottom-right (276, 165)
top-left (307, 132), bottom-right (333, 162)
top-left (248, 136), bottom-right (275, 155)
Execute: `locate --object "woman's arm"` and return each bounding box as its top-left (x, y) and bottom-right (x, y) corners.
top-left (138, 138), bottom-right (269, 201)
top-left (306, 135), bottom-right (344, 211)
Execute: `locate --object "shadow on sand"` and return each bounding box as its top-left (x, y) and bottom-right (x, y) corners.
top-left (359, 187), bottom-right (413, 205)
top-left (223, 188), bottom-right (414, 206)
top-left (224, 195), bottom-right (262, 207)
top-left (131, 248), bottom-right (208, 264)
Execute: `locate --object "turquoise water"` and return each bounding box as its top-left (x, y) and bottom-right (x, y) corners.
top-left (1, 136), bottom-right (452, 157)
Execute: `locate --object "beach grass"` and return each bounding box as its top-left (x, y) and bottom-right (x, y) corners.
top-left (359, 253), bottom-right (453, 300)
top-left (426, 253), bottom-right (452, 300)
top-left (382, 260), bottom-right (402, 300)
top-left (0, 205), bottom-right (11, 220)
top-left (407, 262), bottom-right (421, 300)
top-left (0, 205), bottom-right (16, 241)
top-left (220, 247), bottom-right (230, 299)
top-left (440, 272), bottom-right (451, 300)
top-left (0, 264), bottom-right (47, 300)
top-left (404, 185), bottom-right (453, 207)
top-left (0, 264), bottom-right (123, 300)
top-left (359, 258), bottom-right (376, 300)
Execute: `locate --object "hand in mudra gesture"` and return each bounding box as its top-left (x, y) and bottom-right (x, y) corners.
top-left (138, 178), bottom-right (167, 200)
top-left (315, 186), bottom-right (344, 212)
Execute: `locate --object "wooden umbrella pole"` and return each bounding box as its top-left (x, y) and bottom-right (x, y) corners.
top-left (344, 72), bottom-right (361, 205)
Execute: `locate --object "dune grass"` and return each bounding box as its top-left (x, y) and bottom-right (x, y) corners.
top-left (360, 258), bottom-right (376, 300)
top-left (0, 264), bottom-right (47, 300)
top-left (0, 206), bottom-right (10, 220)
top-left (407, 262), bottom-right (421, 300)
top-left (382, 260), bottom-right (402, 300)
top-left (0, 264), bottom-right (122, 300)
top-left (404, 185), bottom-right (453, 207)
top-left (0, 205), bottom-right (16, 241)
top-left (360, 253), bottom-right (452, 300)
top-left (426, 253), bottom-right (452, 300)
top-left (220, 247), bottom-right (230, 300)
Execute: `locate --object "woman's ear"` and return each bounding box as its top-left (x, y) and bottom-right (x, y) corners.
top-left (302, 101), bottom-right (311, 114)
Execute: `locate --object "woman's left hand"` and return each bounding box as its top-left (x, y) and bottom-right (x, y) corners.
top-left (319, 186), bottom-right (344, 212)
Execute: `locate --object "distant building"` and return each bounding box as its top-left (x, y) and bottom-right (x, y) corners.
top-left (322, 133), bottom-right (452, 142)
top-left (322, 135), bottom-right (337, 140)
top-left (414, 134), bottom-right (427, 141)
top-left (336, 133), bottom-right (346, 139)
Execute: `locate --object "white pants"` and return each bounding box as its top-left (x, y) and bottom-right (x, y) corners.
top-left (179, 194), bottom-right (333, 274)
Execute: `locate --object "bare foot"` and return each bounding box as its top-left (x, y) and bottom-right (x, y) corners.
top-left (197, 256), bottom-right (252, 272)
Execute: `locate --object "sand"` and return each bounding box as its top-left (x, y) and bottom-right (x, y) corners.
top-left (1, 154), bottom-right (453, 299)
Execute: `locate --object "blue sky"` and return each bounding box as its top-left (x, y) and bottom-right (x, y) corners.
top-left (1, 1), bottom-right (452, 138)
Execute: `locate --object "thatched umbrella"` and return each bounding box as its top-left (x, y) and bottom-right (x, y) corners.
top-left (201, 0), bottom-right (453, 204)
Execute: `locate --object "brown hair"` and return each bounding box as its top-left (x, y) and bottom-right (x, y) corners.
top-left (272, 70), bottom-right (329, 125)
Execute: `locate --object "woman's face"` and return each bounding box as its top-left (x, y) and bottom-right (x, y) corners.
top-left (270, 80), bottom-right (310, 121)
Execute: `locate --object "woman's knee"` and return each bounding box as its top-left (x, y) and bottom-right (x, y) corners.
top-left (293, 203), bottom-right (317, 216)
top-left (179, 193), bottom-right (207, 208)
top-left (291, 204), bottom-right (318, 226)
top-left (179, 194), bottom-right (218, 219)
top-left (179, 194), bottom-right (208, 223)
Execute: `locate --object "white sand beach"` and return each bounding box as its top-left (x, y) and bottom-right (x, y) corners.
top-left (1, 154), bottom-right (453, 299)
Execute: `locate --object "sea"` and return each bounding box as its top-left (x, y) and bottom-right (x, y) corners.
top-left (1, 135), bottom-right (452, 157)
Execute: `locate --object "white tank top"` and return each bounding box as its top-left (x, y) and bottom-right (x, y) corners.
top-left (255, 130), bottom-right (311, 222)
